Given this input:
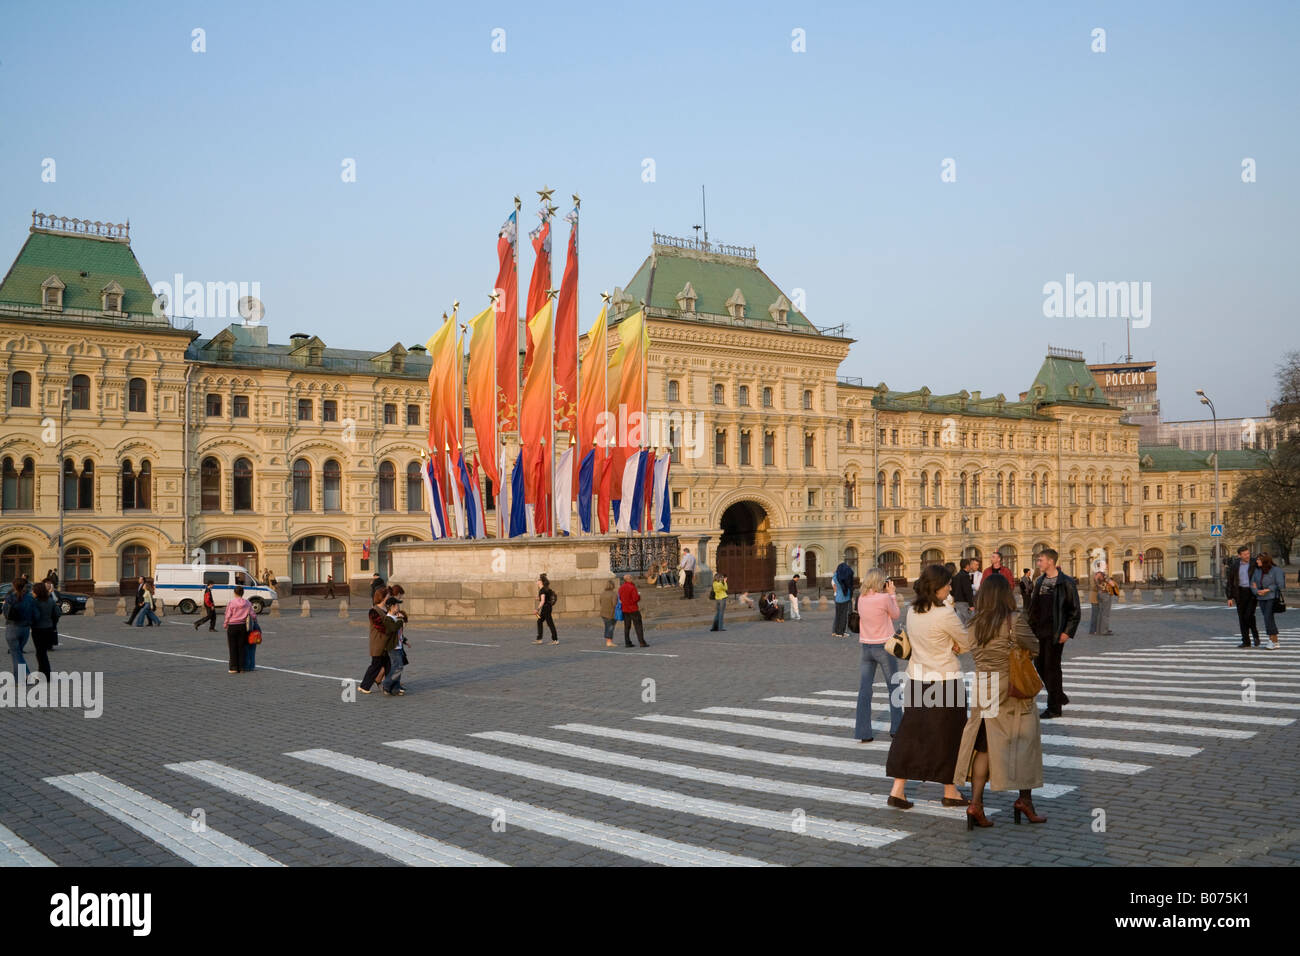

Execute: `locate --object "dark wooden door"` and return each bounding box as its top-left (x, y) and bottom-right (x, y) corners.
top-left (716, 542), bottom-right (776, 594)
top-left (805, 550), bottom-right (818, 588)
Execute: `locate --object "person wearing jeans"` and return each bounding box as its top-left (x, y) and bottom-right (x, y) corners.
top-left (711, 574), bottom-right (728, 632)
top-left (1251, 552), bottom-right (1286, 649)
top-left (599, 579), bottom-right (617, 647)
top-left (3, 578), bottom-right (36, 680)
top-left (854, 569), bottom-right (903, 742)
top-left (134, 583), bottom-right (161, 627)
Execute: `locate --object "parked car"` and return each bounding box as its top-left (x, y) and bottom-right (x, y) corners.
top-left (154, 564), bottom-right (276, 614)
top-left (0, 582), bottom-right (88, 616)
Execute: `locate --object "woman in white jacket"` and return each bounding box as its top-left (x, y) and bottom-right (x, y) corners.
top-left (884, 563), bottom-right (973, 809)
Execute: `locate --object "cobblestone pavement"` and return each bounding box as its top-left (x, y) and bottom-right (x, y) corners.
top-left (2, 601), bottom-right (1297, 867)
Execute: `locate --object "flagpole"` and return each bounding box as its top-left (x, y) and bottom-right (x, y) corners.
top-left (508, 195), bottom-right (520, 539)
top-left (641, 299), bottom-right (649, 539)
top-left (548, 288), bottom-right (557, 538)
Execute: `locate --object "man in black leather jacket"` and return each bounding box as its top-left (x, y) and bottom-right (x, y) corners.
top-left (1224, 545), bottom-right (1260, 647)
top-left (1027, 548), bottom-right (1081, 718)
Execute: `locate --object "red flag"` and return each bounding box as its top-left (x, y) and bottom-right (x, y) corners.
top-left (520, 300), bottom-right (554, 533)
top-left (522, 213), bottom-right (551, 381)
top-left (554, 207), bottom-right (579, 438)
top-left (494, 207), bottom-right (519, 432)
top-left (596, 447), bottom-right (614, 533)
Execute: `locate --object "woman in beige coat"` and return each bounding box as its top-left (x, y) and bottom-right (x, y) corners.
top-left (956, 573), bottom-right (1046, 829)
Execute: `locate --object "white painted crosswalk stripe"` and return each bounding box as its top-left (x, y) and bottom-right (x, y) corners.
top-left (44, 772), bottom-right (282, 867)
top-left (383, 739), bottom-right (908, 848)
top-left (165, 760), bottom-right (504, 866)
top-left (287, 748), bottom-right (770, 866)
top-left (473, 730), bottom-right (1009, 811)
top-left (0, 821), bottom-right (55, 867)
top-left (553, 722), bottom-right (1145, 777)
top-left (1066, 665), bottom-right (1300, 681)
top-left (767, 695), bottom-right (1293, 724)
top-left (641, 712), bottom-right (1199, 757)
top-left (700, 705), bottom-right (1254, 739)
top-left (817, 685), bottom-right (1300, 707)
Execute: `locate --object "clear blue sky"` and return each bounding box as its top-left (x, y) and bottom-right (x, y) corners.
top-left (2, 0), bottom-right (1295, 420)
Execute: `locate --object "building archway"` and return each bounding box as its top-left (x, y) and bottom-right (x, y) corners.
top-left (715, 500), bottom-right (775, 593)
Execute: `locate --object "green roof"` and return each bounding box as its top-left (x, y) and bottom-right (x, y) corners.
top-left (872, 386), bottom-right (1046, 421)
top-left (0, 226), bottom-right (167, 325)
top-left (616, 240), bottom-right (816, 331)
top-left (1138, 444), bottom-right (1271, 472)
top-left (1026, 351), bottom-right (1113, 407)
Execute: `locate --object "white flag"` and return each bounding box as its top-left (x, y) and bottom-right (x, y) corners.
top-left (553, 446), bottom-right (574, 535)
top-left (615, 450), bottom-right (644, 533)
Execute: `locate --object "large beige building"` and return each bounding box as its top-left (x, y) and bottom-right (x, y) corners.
top-left (0, 215), bottom-right (1252, 599)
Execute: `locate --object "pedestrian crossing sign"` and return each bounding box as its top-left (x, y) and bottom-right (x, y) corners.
top-left (1210, 525), bottom-right (1223, 537)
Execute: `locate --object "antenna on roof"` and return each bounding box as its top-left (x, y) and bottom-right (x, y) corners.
top-left (701, 185), bottom-right (708, 247)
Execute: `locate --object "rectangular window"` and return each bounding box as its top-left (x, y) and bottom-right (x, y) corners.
top-left (384, 403), bottom-right (397, 425)
top-left (846, 420), bottom-right (854, 443)
top-left (878, 428), bottom-right (886, 445)
top-left (921, 430), bottom-right (929, 447)
top-left (1157, 514), bottom-right (1164, 531)
top-left (890, 429), bottom-right (898, 445)
top-left (893, 519), bottom-right (900, 534)
top-left (1190, 513), bottom-right (1197, 529)
top-left (1143, 485), bottom-right (1149, 501)
top-left (205, 394), bottom-right (222, 417)
top-left (323, 400), bottom-right (338, 422)
top-left (714, 430), bottom-right (726, 466)
top-left (763, 432), bottom-right (775, 467)
top-left (233, 395), bottom-right (249, 418)
top-left (297, 399), bottom-right (313, 421)
top-left (803, 433), bottom-right (814, 468)
top-left (740, 430), bottom-right (751, 466)
top-left (407, 404), bottom-right (420, 426)
top-left (1143, 514), bottom-right (1150, 531)
top-left (672, 491), bottom-right (683, 509)
top-left (1156, 486), bottom-right (1163, 500)
top-left (921, 517), bottom-right (928, 532)
top-left (807, 489), bottom-right (817, 508)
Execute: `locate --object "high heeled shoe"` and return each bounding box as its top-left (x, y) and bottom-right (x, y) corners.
top-left (941, 794), bottom-right (971, 807)
top-left (966, 806), bottom-right (994, 830)
top-left (1012, 797), bottom-right (1046, 824)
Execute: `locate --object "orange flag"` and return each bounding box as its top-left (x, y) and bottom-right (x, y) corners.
top-left (522, 212), bottom-right (552, 381)
top-left (465, 304), bottom-right (499, 490)
top-left (494, 207), bottom-right (519, 432)
top-left (520, 299), bottom-right (554, 524)
top-left (577, 302), bottom-right (607, 504)
top-left (554, 206), bottom-right (579, 437)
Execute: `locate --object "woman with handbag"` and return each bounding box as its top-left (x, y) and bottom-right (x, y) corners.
top-left (954, 573), bottom-right (1046, 829)
top-left (1251, 552), bottom-right (1286, 649)
top-left (222, 586), bottom-right (253, 674)
top-left (885, 563), bottom-right (973, 810)
top-left (854, 569), bottom-right (903, 743)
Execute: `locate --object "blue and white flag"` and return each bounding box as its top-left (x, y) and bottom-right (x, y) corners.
top-left (577, 448), bottom-right (595, 534)
top-left (457, 451), bottom-right (479, 540)
top-left (445, 448), bottom-right (465, 538)
top-left (553, 445), bottom-right (574, 536)
top-left (652, 452), bottom-right (671, 532)
top-left (614, 450), bottom-right (644, 533)
top-left (423, 457), bottom-right (446, 539)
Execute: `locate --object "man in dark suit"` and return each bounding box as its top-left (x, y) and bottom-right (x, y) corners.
top-left (1225, 545), bottom-right (1260, 647)
top-left (1027, 547), bottom-right (1081, 718)
top-left (951, 557), bottom-right (977, 622)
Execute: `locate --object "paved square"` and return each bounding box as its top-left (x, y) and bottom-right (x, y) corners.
top-left (2, 600), bottom-right (1297, 867)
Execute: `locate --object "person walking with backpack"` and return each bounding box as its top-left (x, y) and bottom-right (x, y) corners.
top-left (710, 573), bottom-right (728, 632)
top-left (4, 577), bottom-right (37, 681)
top-left (193, 583), bottom-right (218, 631)
top-left (599, 578), bottom-right (617, 647)
top-left (832, 557), bottom-right (855, 638)
top-left (1251, 552), bottom-right (1286, 649)
top-left (30, 580), bottom-right (61, 683)
top-left (619, 574), bottom-right (648, 647)
top-left (534, 573), bottom-right (558, 645)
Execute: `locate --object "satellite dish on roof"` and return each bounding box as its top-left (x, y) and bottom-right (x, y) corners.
top-left (239, 295), bottom-right (265, 326)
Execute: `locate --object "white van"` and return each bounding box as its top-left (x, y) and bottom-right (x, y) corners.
top-left (154, 564), bottom-right (278, 614)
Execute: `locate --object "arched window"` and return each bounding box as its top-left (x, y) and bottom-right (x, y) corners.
top-left (890, 471), bottom-right (901, 508)
top-left (63, 545), bottom-right (93, 586)
top-left (1007, 472), bottom-right (1016, 506)
top-left (128, 377), bottom-right (147, 413)
top-left (921, 548), bottom-right (944, 566)
top-left (201, 538), bottom-right (258, 574)
top-left (120, 543), bottom-right (150, 588)
top-left (1178, 545), bottom-right (1198, 580)
top-left (668, 380), bottom-right (680, 403)
top-left (121, 458), bottom-right (152, 510)
top-left (876, 471), bottom-right (885, 508)
top-left (292, 459), bottom-right (312, 511)
top-left (406, 461), bottom-right (422, 512)
top-left (959, 471), bottom-right (968, 507)
top-left (845, 547), bottom-right (859, 571)
top-left (963, 545), bottom-right (983, 563)
top-left (999, 545), bottom-right (1018, 571)
top-left (69, 374), bottom-right (91, 410)
top-left (1144, 548), bottom-right (1165, 579)
top-left (378, 460), bottom-right (396, 511)
top-left (325, 459), bottom-right (343, 512)
top-left (762, 387), bottom-right (773, 408)
top-left (803, 432), bottom-right (815, 468)
top-left (1041, 474), bottom-right (1049, 505)
top-left (738, 385), bottom-right (750, 406)
top-left (1, 543), bottom-right (35, 581)
top-left (713, 384), bottom-right (725, 405)
top-left (201, 457), bottom-right (221, 511)
top-left (876, 551), bottom-right (904, 579)
top-left (233, 457), bottom-right (253, 511)
top-left (79, 459), bottom-right (94, 510)
top-left (2, 457), bottom-right (35, 510)
top-left (377, 534), bottom-right (418, 579)
top-left (919, 471), bottom-right (929, 507)
top-left (291, 536), bottom-right (346, 589)
top-left (802, 389), bottom-right (813, 410)
top-left (844, 474), bottom-right (857, 509)
top-left (933, 471), bottom-right (943, 507)
top-left (10, 371), bottom-right (31, 408)
top-left (1029, 472), bottom-right (1038, 505)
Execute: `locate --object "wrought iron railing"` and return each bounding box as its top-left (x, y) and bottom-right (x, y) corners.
top-left (652, 233), bottom-right (756, 259)
top-left (32, 211), bottom-right (130, 241)
top-left (609, 535), bottom-right (680, 575)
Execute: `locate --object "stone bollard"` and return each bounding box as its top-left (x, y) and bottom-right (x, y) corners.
top-left (1174, 588), bottom-right (1184, 602)
top-left (1131, 589), bottom-right (1141, 602)
top-left (300, 598), bottom-right (311, 617)
top-left (115, 597), bottom-right (126, 615)
top-left (270, 601), bottom-right (281, 617)
top-left (1153, 589), bottom-right (1164, 601)
top-left (338, 599), bottom-right (349, 619)
top-left (1194, 587), bottom-right (1203, 601)
top-left (818, 595), bottom-right (828, 610)
top-left (84, 597), bottom-right (96, 617)
top-left (1115, 588), bottom-right (1125, 603)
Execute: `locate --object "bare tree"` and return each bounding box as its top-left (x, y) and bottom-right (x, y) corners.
top-left (1228, 470), bottom-right (1300, 565)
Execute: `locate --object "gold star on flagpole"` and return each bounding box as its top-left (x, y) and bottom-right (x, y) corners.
top-left (546, 202), bottom-right (559, 219)
top-left (572, 193), bottom-right (581, 209)
top-left (452, 300), bottom-right (460, 313)
top-left (489, 289), bottom-right (501, 305)
top-left (513, 195), bottom-right (521, 211)
top-left (600, 291), bottom-right (611, 304)
top-left (537, 185), bottom-right (555, 204)
top-left (546, 288), bottom-right (559, 300)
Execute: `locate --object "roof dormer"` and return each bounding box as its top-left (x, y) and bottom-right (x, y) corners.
top-left (675, 282), bottom-right (697, 313)
top-left (101, 280), bottom-right (125, 315)
top-left (289, 333), bottom-right (327, 367)
top-left (42, 275), bottom-right (65, 311)
top-left (768, 293), bottom-right (791, 325)
top-left (371, 342), bottom-right (409, 374)
top-left (725, 289), bottom-right (746, 321)
top-left (203, 327), bottom-right (237, 363)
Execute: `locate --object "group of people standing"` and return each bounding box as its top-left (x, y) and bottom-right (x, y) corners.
top-left (851, 548), bottom-right (1083, 827)
top-left (593, 574), bottom-right (650, 648)
top-left (3, 575), bottom-right (61, 683)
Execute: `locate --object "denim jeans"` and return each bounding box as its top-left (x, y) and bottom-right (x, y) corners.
top-left (855, 642), bottom-right (902, 739)
top-left (712, 599), bottom-right (726, 630)
top-left (244, 641), bottom-right (257, 671)
top-left (5, 625), bottom-right (30, 679)
top-left (1088, 598), bottom-right (1099, 633)
top-left (382, 648), bottom-right (405, 692)
top-left (1260, 598), bottom-right (1278, 636)
top-left (602, 618), bottom-right (615, 641)
top-left (134, 608), bottom-right (161, 627)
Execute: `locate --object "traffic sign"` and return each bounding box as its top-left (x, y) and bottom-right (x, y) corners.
top-left (1210, 525), bottom-right (1224, 537)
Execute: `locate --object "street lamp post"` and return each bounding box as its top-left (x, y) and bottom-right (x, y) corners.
top-left (1197, 389), bottom-right (1221, 598)
top-left (56, 388), bottom-right (70, 586)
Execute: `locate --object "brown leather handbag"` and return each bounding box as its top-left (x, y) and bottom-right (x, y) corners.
top-left (1008, 615), bottom-right (1044, 699)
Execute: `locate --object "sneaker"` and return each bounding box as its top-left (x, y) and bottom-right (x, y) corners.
top-left (533, 638), bottom-right (543, 645)
top-left (550, 639), bottom-right (559, 645)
